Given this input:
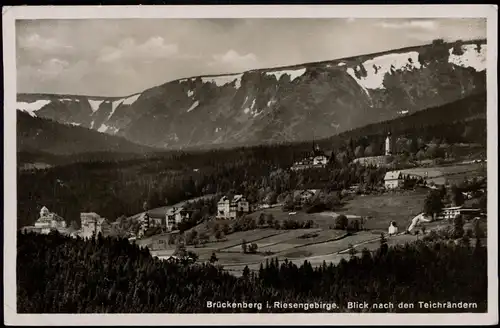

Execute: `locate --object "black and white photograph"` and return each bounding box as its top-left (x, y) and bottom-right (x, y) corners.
top-left (3, 4), bottom-right (498, 326)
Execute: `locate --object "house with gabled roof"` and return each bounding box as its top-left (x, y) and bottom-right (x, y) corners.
top-left (292, 189), bottom-right (319, 206)
top-left (166, 206), bottom-right (190, 231)
top-left (217, 194), bottom-right (250, 219)
top-left (384, 170), bottom-right (403, 189)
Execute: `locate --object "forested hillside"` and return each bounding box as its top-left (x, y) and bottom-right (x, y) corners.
top-left (17, 92), bottom-right (486, 228)
top-left (17, 111), bottom-right (154, 155)
top-left (17, 232), bottom-right (487, 313)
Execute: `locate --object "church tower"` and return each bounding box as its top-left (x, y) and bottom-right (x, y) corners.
top-left (385, 132), bottom-right (392, 156)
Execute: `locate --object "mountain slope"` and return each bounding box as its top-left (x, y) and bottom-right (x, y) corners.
top-left (17, 39), bottom-right (487, 149)
top-left (17, 111), bottom-right (155, 156)
top-left (332, 92), bottom-right (486, 142)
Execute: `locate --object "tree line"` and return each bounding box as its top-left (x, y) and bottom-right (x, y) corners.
top-left (17, 231), bottom-right (487, 313)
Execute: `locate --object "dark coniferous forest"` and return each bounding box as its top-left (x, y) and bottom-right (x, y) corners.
top-left (17, 232), bottom-right (486, 313)
top-left (17, 93), bottom-right (485, 228)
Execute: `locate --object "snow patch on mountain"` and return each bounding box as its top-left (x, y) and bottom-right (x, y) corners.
top-left (70, 122), bottom-right (81, 126)
top-left (243, 99), bottom-right (262, 117)
top-left (17, 100), bottom-right (52, 117)
top-left (88, 99), bottom-right (104, 112)
top-left (122, 93), bottom-right (141, 106)
top-left (187, 100), bottom-right (200, 113)
top-left (398, 110), bottom-right (409, 115)
top-left (108, 99), bottom-right (125, 119)
top-left (201, 74), bottom-right (243, 89)
top-left (187, 90), bottom-right (194, 97)
top-left (267, 99), bottom-right (277, 107)
top-left (97, 124), bottom-right (119, 134)
top-left (346, 68), bottom-right (371, 97)
top-left (448, 44), bottom-right (487, 72)
top-left (337, 62), bottom-right (346, 67)
top-left (347, 52), bottom-right (422, 90)
top-left (98, 124), bottom-right (109, 133)
top-left (265, 68), bottom-right (306, 81)
top-left (215, 127), bottom-right (221, 133)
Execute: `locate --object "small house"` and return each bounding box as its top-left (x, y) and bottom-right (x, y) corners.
top-left (293, 189), bottom-right (319, 206)
top-left (384, 171), bottom-right (403, 189)
top-left (388, 221), bottom-right (398, 236)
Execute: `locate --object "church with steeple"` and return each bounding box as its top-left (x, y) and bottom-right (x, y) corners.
top-left (352, 132), bottom-right (393, 167)
top-left (291, 140), bottom-right (330, 171)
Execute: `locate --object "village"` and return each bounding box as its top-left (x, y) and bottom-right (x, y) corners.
top-left (20, 132), bottom-right (487, 273)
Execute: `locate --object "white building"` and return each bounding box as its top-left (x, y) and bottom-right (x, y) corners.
top-left (385, 132), bottom-right (392, 156)
top-left (313, 155), bottom-right (329, 166)
top-left (80, 212), bottom-right (110, 239)
top-left (388, 221), bottom-right (398, 236)
top-left (166, 207), bottom-right (190, 230)
top-left (33, 206), bottom-right (67, 234)
top-left (440, 206), bottom-right (463, 219)
top-left (384, 171), bottom-right (403, 189)
top-left (217, 195), bottom-right (250, 219)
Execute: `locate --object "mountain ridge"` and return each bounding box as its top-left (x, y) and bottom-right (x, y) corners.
top-left (17, 39), bottom-right (487, 149)
top-left (17, 37), bottom-right (485, 99)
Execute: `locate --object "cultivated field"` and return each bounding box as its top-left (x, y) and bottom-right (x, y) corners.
top-left (400, 163), bottom-right (486, 185)
top-left (245, 207), bottom-right (349, 229)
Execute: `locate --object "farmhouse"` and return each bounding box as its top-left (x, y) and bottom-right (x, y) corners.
top-left (388, 221), bottom-right (398, 236)
top-left (166, 207), bottom-right (190, 230)
top-left (217, 194), bottom-right (250, 219)
top-left (384, 171), bottom-right (403, 189)
top-left (293, 189), bottom-right (319, 206)
top-left (80, 212), bottom-right (111, 238)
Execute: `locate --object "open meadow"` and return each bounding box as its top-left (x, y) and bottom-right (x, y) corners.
top-left (401, 162), bottom-right (486, 185)
top-left (143, 189), bottom-right (440, 274)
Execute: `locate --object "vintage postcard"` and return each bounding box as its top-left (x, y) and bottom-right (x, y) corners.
top-left (3, 4), bottom-right (498, 326)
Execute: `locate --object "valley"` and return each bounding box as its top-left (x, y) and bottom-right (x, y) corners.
top-left (14, 33), bottom-right (490, 315)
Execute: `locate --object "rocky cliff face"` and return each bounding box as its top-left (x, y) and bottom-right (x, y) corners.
top-left (17, 39), bottom-right (487, 149)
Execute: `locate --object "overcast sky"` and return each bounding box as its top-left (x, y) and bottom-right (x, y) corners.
top-left (16, 18), bottom-right (486, 97)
